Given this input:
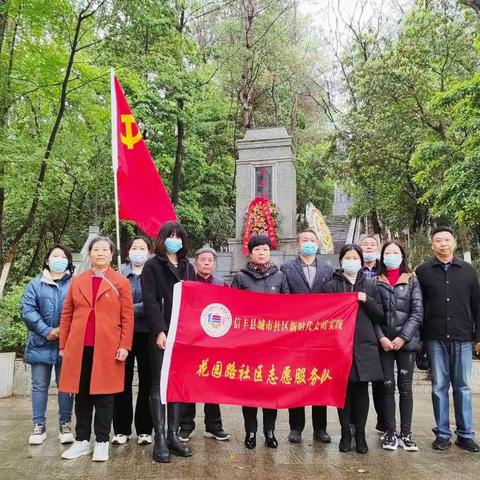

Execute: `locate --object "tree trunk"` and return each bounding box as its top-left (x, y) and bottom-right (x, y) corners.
top-left (240, 0), bottom-right (255, 129)
top-left (171, 97), bottom-right (184, 206)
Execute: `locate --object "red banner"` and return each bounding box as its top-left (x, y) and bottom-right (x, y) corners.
top-left (161, 282), bottom-right (359, 409)
top-left (112, 73), bottom-right (176, 237)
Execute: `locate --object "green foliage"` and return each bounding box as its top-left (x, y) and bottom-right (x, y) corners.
top-left (0, 283), bottom-right (28, 353)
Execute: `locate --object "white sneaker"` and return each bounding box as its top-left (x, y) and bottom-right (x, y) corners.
top-left (59, 422), bottom-right (75, 444)
top-left (137, 434), bottom-right (152, 445)
top-left (29, 423), bottom-right (47, 445)
top-left (61, 440), bottom-right (92, 459)
top-left (111, 434), bottom-right (131, 445)
top-left (92, 441), bottom-right (109, 461)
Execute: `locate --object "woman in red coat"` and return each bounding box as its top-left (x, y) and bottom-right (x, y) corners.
top-left (59, 236), bottom-right (134, 462)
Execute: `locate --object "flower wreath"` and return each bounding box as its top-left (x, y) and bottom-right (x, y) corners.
top-left (242, 196), bottom-right (279, 255)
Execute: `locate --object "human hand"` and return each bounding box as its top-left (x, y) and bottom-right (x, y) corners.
top-left (59, 349), bottom-right (64, 357)
top-left (358, 292), bottom-right (367, 303)
top-left (156, 332), bottom-right (167, 349)
top-left (474, 342), bottom-right (480, 353)
top-left (116, 348), bottom-right (129, 361)
top-left (391, 337), bottom-right (406, 350)
top-left (379, 337), bottom-right (393, 351)
top-left (46, 329), bottom-right (59, 341)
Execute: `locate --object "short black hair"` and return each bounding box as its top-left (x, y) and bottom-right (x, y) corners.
top-left (339, 243), bottom-right (364, 266)
top-left (379, 240), bottom-right (410, 276)
top-left (128, 235), bottom-right (152, 251)
top-left (431, 226), bottom-right (454, 239)
top-left (154, 221), bottom-right (189, 259)
top-left (43, 244), bottom-right (75, 275)
top-left (247, 234), bottom-right (272, 253)
top-left (88, 236), bottom-right (115, 253)
top-left (298, 229), bottom-right (318, 239)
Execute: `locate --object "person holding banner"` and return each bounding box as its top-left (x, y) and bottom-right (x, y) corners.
top-left (280, 229), bottom-right (334, 444)
top-left (231, 234), bottom-right (290, 449)
top-left (59, 237), bottom-right (134, 462)
top-left (141, 221), bottom-right (196, 463)
top-left (112, 236), bottom-right (153, 446)
top-left (179, 247), bottom-right (231, 442)
top-left (375, 240), bottom-right (423, 452)
top-left (322, 244), bottom-right (384, 454)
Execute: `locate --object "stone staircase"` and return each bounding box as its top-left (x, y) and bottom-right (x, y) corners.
top-left (328, 215), bottom-right (352, 253)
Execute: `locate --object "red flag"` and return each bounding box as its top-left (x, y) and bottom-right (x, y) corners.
top-left (161, 282), bottom-right (359, 409)
top-left (112, 73), bottom-right (176, 237)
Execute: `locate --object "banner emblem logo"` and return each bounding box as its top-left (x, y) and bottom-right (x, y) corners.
top-left (120, 114), bottom-right (142, 149)
top-left (200, 303), bottom-right (232, 338)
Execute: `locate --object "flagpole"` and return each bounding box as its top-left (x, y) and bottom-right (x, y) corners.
top-left (111, 67), bottom-right (122, 270)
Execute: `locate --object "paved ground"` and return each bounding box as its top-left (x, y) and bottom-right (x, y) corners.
top-left (1, 393), bottom-right (479, 480)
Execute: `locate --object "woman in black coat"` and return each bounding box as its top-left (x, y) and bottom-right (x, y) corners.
top-left (231, 234), bottom-right (289, 449)
top-left (375, 240), bottom-right (423, 452)
top-left (141, 222), bottom-right (196, 463)
top-left (322, 244), bottom-right (384, 454)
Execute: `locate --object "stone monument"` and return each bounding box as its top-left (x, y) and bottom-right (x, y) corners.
top-left (226, 127), bottom-right (298, 272)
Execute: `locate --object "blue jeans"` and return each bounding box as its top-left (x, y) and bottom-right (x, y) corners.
top-left (31, 362), bottom-right (73, 425)
top-left (426, 340), bottom-right (474, 439)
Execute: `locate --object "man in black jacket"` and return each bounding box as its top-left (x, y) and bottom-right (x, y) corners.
top-left (416, 226), bottom-right (480, 453)
top-left (280, 229), bottom-right (334, 444)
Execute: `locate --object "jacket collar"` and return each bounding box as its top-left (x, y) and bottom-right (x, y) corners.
top-left (77, 266), bottom-right (118, 307)
top-left (427, 256), bottom-right (462, 268)
top-left (377, 272), bottom-right (413, 286)
top-left (41, 269), bottom-right (70, 286)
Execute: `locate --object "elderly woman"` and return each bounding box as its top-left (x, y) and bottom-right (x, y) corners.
top-left (21, 244), bottom-right (75, 446)
top-left (142, 221), bottom-right (196, 463)
top-left (59, 236), bottom-right (134, 462)
top-left (231, 234), bottom-right (290, 450)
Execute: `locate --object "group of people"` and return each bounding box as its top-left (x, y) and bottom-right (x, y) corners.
top-left (20, 221), bottom-right (480, 463)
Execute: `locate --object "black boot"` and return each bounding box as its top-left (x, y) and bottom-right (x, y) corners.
top-left (264, 430), bottom-right (278, 448)
top-left (167, 403), bottom-right (192, 457)
top-left (339, 428), bottom-right (352, 452)
top-left (244, 432), bottom-right (256, 449)
top-left (149, 394), bottom-right (170, 463)
top-left (355, 430), bottom-right (368, 454)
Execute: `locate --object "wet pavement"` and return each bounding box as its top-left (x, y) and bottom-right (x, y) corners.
top-left (1, 393), bottom-right (479, 480)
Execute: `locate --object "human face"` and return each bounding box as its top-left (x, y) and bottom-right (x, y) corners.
top-left (298, 231), bottom-right (318, 247)
top-left (90, 241), bottom-right (113, 270)
top-left (195, 252), bottom-right (216, 277)
top-left (49, 248), bottom-right (67, 263)
top-left (250, 244), bottom-right (271, 265)
top-left (342, 249), bottom-right (361, 262)
top-left (432, 231), bottom-right (456, 261)
top-left (360, 237), bottom-right (378, 254)
top-left (384, 243), bottom-right (402, 257)
top-left (130, 238), bottom-right (149, 253)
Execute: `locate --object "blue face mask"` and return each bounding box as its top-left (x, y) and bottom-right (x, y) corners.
top-left (129, 250), bottom-right (149, 265)
top-left (49, 257), bottom-right (69, 273)
top-left (383, 254), bottom-right (402, 270)
top-left (363, 252), bottom-right (378, 263)
top-left (165, 238), bottom-right (183, 254)
top-left (342, 259), bottom-right (362, 275)
top-left (300, 242), bottom-right (318, 257)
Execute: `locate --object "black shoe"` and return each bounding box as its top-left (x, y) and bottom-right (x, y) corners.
top-left (455, 437), bottom-right (480, 452)
top-left (432, 436), bottom-right (452, 450)
top-left (313, 429), bottom-right (331, 443)
top-left (244, 432), bottom-right (256, 449)
top-left (355, 431), bottom-right (368, 454)
top-left (178, 428), bottom-right (193, 442)
top-left (204, 429), bottom-right (231, 441)
top-left (339, 430), bottom-right (352, 453)
top-left (149, 395), bottom-right (170, 463)
top-left (288, 429), bottom-right (302, 443)
top-left (166, 403), bottom-right (192, 457)
top-left (264, 430), bottom-right (278, 448)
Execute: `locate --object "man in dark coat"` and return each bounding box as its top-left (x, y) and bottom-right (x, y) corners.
top-left (280, 229), bottom-right (334, 444)
top-left (179, 247), bottom-right (230, 442)
top-left (416, 226), bottom-right (480, 453)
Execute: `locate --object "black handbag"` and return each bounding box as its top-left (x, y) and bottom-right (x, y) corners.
top-left (415, 348), bottom-right (430, 371)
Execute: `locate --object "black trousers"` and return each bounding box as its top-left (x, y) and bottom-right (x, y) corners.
top-left (337, 381), bottom-right (369, 432)
top-left (75, 347), bottom-right (114, 443)
top-left (180, 402), bottom-right (223, 433)
top-left (149, 333), bottom-right (164, 392)
top-left (243, 407), bottom-right (277, 433)
top-left (380, 349), bottom-right (416, 435)
top-left (372, 380), bottom-right (385, 426)
top-left (288, 406), bottom-right (327, 432)
top-left (113, 332), bottom-right (153, 436)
